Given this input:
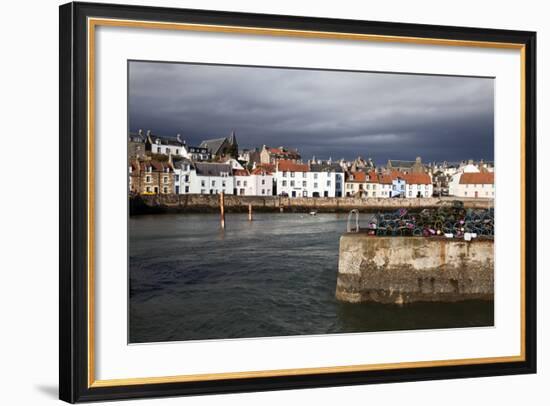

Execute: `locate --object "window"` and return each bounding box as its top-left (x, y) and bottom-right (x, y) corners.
top-left (290, 172), bottom-right (295, 178)
top-left (409, 191), bottom-right (412, 196)
top-left (314, 182), bottom-right (318, 189)
top-left (201, 180), bottom-right (205, 187)
top-left (145, 175), bottom-right (151, 183)
top-left (261, 189), bottom-right (265, 195)
top-left (290, 180), bottom-right (295, 187)
top-left (184, 175), bottom-right (189, 182)
top-left (200, 189), bottom-right (205, 194)
top-left (166, 148), bottom-right (170, 154)
top-left (243, 181), bottom-right (247, 187)
top-left (373, 191), bottom-right (376, 197)
top-left (314, 173), bottom-right (318, 179)
top-left (222, 181), bottom-right (226, 187)
top-left (261, 179), bottom-right (265, 185)
top-left (302, 172), bottom-right (306, 178)
top-left (163, 176), bottom-right (169, 183)
top-left (185, 186), bottom-right (189, 193)
top-left (237, 180), bottom-right (241, 186)
top-left (327, 180), bottom-right (331, 186)
top-left (146, 186), bottom-right (151, 193)
top-left (367, 184), bottom-right (370, 190)
top-left (175, 175), bottom-right (179, 182)
top-left (212, 180), bottom-right (216, 187)
top-left (282, 171), bottom-right (287, 177)
top-left (163, 187), bottom-right (168, 193)
top-left (303, 181), bottom-right (307, 187)
top-left (282, 180), bottom-right (287, 187)
top-left (147, 167), bottom-right (152, 173)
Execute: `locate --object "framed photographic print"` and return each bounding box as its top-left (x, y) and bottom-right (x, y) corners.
top-left (59, 1), bottom-right (537, 403)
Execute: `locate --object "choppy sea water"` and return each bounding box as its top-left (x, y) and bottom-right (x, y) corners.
top-left (129, 213), bottom-right (493, 343)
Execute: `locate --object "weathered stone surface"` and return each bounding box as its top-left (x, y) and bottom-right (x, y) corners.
top-left (336, 235), bottom-right (493, 304)
top-left (129, 194), bottom-right (494, 215)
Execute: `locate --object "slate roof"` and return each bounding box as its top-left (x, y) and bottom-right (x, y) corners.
top-left (172, 157), bottom-right (193, 169)
top-left (194, 162), bottom-right (232, 176)
top-left (388, 160), bottom-right (416, 168)
top-left (151, 134), bottom-right (185, 146)
top-left (309, 163), bottom-right (344, 173)
top-left (200, 137), bottom-right (227, 155)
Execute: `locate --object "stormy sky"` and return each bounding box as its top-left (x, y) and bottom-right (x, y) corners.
top-left (129, 61), bottom-right (494, 164)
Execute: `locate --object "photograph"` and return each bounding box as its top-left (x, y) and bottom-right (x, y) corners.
top-left (127, 61), bottom-right (495, 344)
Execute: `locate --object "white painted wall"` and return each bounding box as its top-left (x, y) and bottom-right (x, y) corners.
top-left (405, 183), bottom-right (434, 198)
top-left (454, 183), bottom-right (495, 198)
top-left (251, 173), bottom-right (273, 196)
top-left (234, 175), bottom-right (254, 195)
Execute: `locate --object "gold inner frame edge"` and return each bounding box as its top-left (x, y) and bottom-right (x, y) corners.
top-left (87, 17), bottom-right (527, 388)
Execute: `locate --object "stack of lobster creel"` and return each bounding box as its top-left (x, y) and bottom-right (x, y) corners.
top-left (368, 204), bottom-right (494, 238)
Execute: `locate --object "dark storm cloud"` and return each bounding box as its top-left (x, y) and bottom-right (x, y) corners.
top-left (129, 61), bottom-right (494, 163)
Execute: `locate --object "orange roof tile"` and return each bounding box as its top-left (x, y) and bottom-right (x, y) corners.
top-left (251, 167), bottom-right (272, 175)
top-left (347, 171), bottom-right (367, 182)
top-left (459, 172), bottom-right (494, 185)
top-left (233, 169), bottom-right (249, 176)
top-left (402, 172), bottom-right (432, 185)
top-left (277, 159), bottom-right (309, 172)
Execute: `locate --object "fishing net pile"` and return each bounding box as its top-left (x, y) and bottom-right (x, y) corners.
top-left (367, 204), bottom-right (494, 238)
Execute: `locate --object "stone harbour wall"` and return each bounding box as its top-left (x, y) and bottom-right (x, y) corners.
top-left (335, 235), bottom-right (494, 304)
top-left (129, 194), bottom-right (494, 215)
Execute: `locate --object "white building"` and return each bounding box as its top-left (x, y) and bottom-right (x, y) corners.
top-left (233, 169), bottom-right (254, 196)
top-left (275, 160), bottom-right (309, 197)
top-left (448, 163), bottom-right (480, 196)
top-left (146, 132), bottom-right (187, 157)
top-left (182, 145), bottom-right (211, 161)
top-left (454, 172), bottom-right (495, 198)
top-left (307, 163), bottom-right (344, 197)
top-left (377, 173), bottom-right (393, 198)
top-left (189, 162), bottom-right (234, 195)
top-left (250, 167), bottom-right (273, 196)
top-left (172, 158), bottom-right (194, 194)
top-left (402, 173), bottom-right (433, 198)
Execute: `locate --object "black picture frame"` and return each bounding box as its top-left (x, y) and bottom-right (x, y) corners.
top-left (59, 1), bottom-right (537, 403)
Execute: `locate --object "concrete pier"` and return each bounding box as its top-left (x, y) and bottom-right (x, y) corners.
top-left (335, 234), bottom-right (493, 304)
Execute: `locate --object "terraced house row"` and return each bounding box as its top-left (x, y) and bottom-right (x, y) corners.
top-left (128, 130), bottom-right (494, 198)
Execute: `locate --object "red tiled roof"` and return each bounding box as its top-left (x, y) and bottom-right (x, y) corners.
top-left (459, 172), bottom-right (494, 185)
top-left (251, 167), bottom-right (272, 175)
top-left (366, 170), bottom-right (379, 183)
top-left (233, 169), bottom-right (249, 176)
top-left (267, 147), bottom-right (300, 157)
top-left (378, 174), bottom-right (393, 184)
top-left (347, 171), bottom-right (367, 182)
top-left (277, 159), bottom-right (309, 172)
top-left (402, 172), bottom-right (432, 185)
top-left (256, 163), bottom-right (275, 173)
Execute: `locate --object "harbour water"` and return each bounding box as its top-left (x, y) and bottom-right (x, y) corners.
top-left (129, 213), bottom-right (493, 343)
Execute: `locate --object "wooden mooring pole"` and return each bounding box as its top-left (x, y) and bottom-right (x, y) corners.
top-left (220, 192), bottom-right (225, 229)
top-left (248, 203), bottom-right (253, 221)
